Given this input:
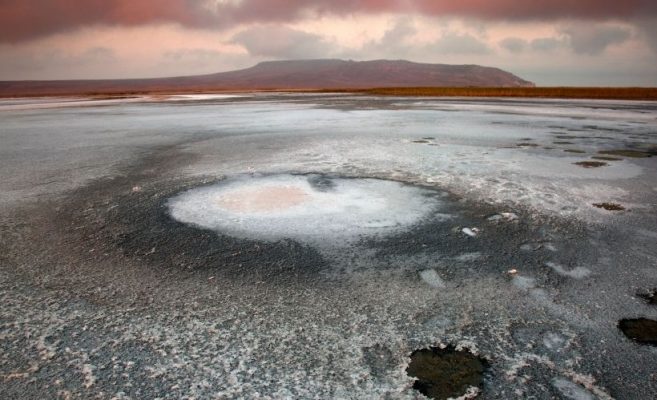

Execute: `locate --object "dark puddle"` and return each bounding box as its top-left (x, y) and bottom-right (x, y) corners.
top-left (645, 145), bottom-right (657, 155)
top-left (413, 140), bottom-right (431, 144)
top-left (583, 124), bottom-right (622, 132)
top-left (554, 135), bottom-right (579, 139)
top-left (553, 141), bottom-right (574, 145)
top-left (574, 161), bottom-right (607, 168)
top-left (406, 346), bottom-right (488, 400)
top-left (592, 202), bottom-right (625, 211)
top-left (592, 156), bottom-right (622, 161)
top-left (564, 149), bottom-right (586, 154)
top-left (638, 290), bottom-right (657, 305)
top-left (618, 318), bottom-right (657, 346)
top-left (598, 149), bottom-right (653, 158)
top-left (516, 143), bottom-right (539, 147)
top-left (307, 174), bottom-right (336, 192)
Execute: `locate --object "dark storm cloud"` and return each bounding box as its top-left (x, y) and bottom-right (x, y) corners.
top-left (637, 18), bottom-right (657, 52)
top-left (352, 19), bottom-right (489, 59)
top-left (430, 32), bottom-right (491, 54)
top-left (531, 37), bottom-right (564, 52)
top-left (0, 0), bottom-right (212, 42)
top-left (162, 48), bottom-right (224, 63)
top-left (220, 0), bottom-right (657, 23)
top-left (560, 25), bottom-right (632, 55)
top-left (499, 37), bottom-right (565, 53)
top-left (499, 37), bottom-right (528, 53)
top-left (500, 28), bottom-right (632, 55)
top-left (357, 18), bottom-right (418, 57)
top-left (2, 0), bottom-right (657, 42)
top-left (231, 26), bottom-right (332, 59)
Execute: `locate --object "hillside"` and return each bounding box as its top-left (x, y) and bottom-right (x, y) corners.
top-left (0, 59), bottom-right (534, 96)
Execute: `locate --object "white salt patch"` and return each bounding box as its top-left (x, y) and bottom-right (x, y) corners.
top-left (487, 212), bottom-right (518, 222)
top-left (423, 316), bottom-right (451, 330)
top-left (542, 332), bottom-right (567, 351)
top-left (453, 386), bottom-right (481, 400)
top-left (453, 252), bottom-right (482, 262)
top-left (462, 227), bottom-right (479, 237)
top-left (512, 276), bottom-right (549, 301)
top-left (519, 243), bottom-right (538, 252)
top-left (82, 364), bottom-right (96, 388)
top-left (529, 288), bottom-right (549, 301)
top-left (419, 269), bottom-right (446, 288)
top-left (512, 276), bottom-right (536, 291)
top-left (544, 243), bottom-right (558, 252)
top-left (169, 94), bottom-right (246, 101)
top-left (552, 378), bottom-right (596, 400)
top-left (0, 96), bottom-right (144, 111)
top-left (545, 262), bottom-right (591, 279)
top-left (168, 174), bottom-right (445, 244)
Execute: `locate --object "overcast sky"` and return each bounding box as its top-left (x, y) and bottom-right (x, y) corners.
top-left (1, 0), bottom-right (656, 86)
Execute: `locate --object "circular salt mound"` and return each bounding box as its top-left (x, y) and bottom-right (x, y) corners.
top-left (168, 174), bottom-right (444, 243)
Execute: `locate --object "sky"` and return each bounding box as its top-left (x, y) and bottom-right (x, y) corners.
top-left (1, 0), bottom-right (656, 86)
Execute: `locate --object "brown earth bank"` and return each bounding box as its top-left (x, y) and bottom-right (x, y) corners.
top-left (2, 86), bottom-right (657, 101)
top-left (315, 86), bottom-right (657, 100)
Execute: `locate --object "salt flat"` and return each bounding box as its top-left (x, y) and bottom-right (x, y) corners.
top-left (1, 94), bottom-right (656, 399)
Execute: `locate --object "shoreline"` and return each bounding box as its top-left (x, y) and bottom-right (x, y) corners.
top-left (1, 86), bottom-right (657, 101)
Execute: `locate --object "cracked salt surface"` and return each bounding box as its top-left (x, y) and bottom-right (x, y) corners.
top-left (168, 174), bottom-right (446, 243)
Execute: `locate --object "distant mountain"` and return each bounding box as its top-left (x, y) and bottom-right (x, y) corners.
top-left (0, 59), bottom-right (534, 96)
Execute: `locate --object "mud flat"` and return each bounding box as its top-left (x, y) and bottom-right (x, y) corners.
top-left (1, 94), bottom-right (657, 399)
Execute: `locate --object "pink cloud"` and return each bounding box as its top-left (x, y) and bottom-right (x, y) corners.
top-left (1, 0), bottom-right (656, 42)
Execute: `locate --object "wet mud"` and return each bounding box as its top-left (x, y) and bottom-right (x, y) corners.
top-left (591, 156), bottom-right (622, 161)
top-left (598, 150), bottom-right (653, 158)
top-left (638, 290), bottom-right (657, 305)
top-left (574, 161), bottom-right (607, 168)
top-left (406, 346), bottom-right (488, 400)
top-left (618, 318), bottom-right (657, 346)
top-left (592, 202), bottom-right (625, 211)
